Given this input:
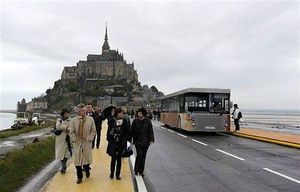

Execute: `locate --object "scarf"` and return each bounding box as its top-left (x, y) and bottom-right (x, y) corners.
top-left (78, 116), bottom-right (86, 139)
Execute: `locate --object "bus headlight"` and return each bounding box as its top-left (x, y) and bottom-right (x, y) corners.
top-left (192, 122), bottom-right (196, 126)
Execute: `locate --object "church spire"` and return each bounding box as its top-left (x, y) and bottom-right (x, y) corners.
top-left (102, 23), bottom-right (110, 52)
top-left (105, 23), bottom-right (108, 41)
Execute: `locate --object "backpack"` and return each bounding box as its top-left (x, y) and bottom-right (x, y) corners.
top-left (238, 111), bottom-right (243, 119)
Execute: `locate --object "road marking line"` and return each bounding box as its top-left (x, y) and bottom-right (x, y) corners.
top-left (191, 139), bottom-right (208, 146)
top-left (176, 133), bottom-right (188, 138)
top-left (128, 142), bottom-right (148, 192)
top-left (215, 149), bottom-right (245, 161)
top-left (167, 129), bottom-right (175, 133)
top-left (263, 168), bottom-right (300, 184)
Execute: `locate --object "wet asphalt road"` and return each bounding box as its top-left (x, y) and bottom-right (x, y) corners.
top-left (142, 121), bottom-right (300, 192)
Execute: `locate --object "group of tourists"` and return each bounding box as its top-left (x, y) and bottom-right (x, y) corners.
top-left (54, 103), bottom-right (155, 184)
top-left (129, 108), bottom-right (161, 121)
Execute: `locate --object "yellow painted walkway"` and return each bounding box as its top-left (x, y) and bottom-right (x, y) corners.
top-left (230, 125), bottom-right (300, 148)
top-left (42, 121), bottom-right (135, 192)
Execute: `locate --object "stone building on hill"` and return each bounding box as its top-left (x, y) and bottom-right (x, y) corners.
top-left (61, 25), bottom-right (138, 88)
top-left (40, 25), bottom-right (164, 111)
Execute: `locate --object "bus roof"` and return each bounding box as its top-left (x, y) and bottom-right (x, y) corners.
top-left (161, 88), bottom-right (231, 100)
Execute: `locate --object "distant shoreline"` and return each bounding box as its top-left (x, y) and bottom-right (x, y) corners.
top-left (0, 127), bottom-right (10, 131)
top-left (0, 109), bottom-right (299, 113)
top-left (0, 111), bottom-right (16, 114)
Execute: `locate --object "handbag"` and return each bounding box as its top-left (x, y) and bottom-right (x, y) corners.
top-left (52, 125), bottom-right (62, 136)
top-left (122, 146), bottom-right (133, 158)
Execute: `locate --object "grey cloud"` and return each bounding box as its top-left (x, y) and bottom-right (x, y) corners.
top-left (1, 1), bottom-right (299, 110)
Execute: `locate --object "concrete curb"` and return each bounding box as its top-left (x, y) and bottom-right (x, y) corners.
top-left (17, 160), bottom-right (61, 192)
top-left (129, 154), bottom-right (148, 192)
top-left (128, 142), bottom-right (148, 192)
top-left (230, 132), bottom-right (300, 149)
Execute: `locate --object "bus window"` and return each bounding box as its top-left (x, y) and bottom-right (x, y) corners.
top-left (224, 99), bottom-right (229, 112)
top-left (209, 94), bottom-right (230, 113)
top-left (161, 99), bottom-right (169, 112)
top-left (185, 95), bottom-right (208, 112)
top-left (162, 97), bottom-right (180, 112)
top-left (171, 97), bottom-right (180, 112)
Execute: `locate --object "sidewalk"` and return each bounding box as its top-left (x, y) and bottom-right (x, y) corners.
top-left (41, 121), bottom-right (135, 192)
top-left (230, 126), bottom-right (300, 148)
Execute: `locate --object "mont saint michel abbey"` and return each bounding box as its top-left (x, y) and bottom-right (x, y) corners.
top-left (17, 26), bottom-right (163, 112)
top-left (61, 26), bottom-right (138, 87)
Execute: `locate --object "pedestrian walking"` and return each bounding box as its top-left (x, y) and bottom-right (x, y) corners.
top-left (153, 110), bottom-right (157, 120)
top-left (147, 109), bottom-right (153, 120)
top-left (123, 108), bottom-right (131, 128)
top-left (130, 109), bottom-right (135, 118)
top-left (55, 108), bottom-right (71, 174)
top-left (157, 109), bottom-right (161, 121)
top-left (92, 106), bottom-right (104, 149)
top-left (106, 108), bottom-right (130, 180)
top-left (69, 104), bottom-right (96, 184)
top-left (232, 104), bottom-right (242, 131)
top-left (86, 103), bottom-right (100, 149)
top-left (131, 107), bottom-right (155, 176)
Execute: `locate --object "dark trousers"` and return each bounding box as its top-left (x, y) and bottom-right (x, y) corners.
top-left (110, 152), bottom-right (122, 177)
top-left (76, 164), bottom-right (90, 179)
top-left (92, 126), bottom-right (102, 148)
top-left (134, 145), bottom-right (149, 174)
top-left (61, 158), bottom-right (67, 171)
top-left (234, 119), bottom-right (240, 130)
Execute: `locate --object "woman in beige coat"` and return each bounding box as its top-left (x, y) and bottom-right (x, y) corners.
top-left (55, 108), bottom-right (71, 174)
top-left (70, 104), bottom-right (96, 184)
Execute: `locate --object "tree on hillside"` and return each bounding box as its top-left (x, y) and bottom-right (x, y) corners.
top-left (150, 85), bottom-right (158, 92)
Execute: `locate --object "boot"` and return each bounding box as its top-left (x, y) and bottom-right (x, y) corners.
top-left (77, 178), bottom-right (82, 184)
top-left (110, 172), bottom-right (114, 179)
top-left (60, 158), bottom-right (67, 174)
top-left (83, 165), bottom-right (91, 178)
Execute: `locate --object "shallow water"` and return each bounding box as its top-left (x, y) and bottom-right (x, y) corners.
top-left (0, 141), bottom-right (17, 147)
top-left (242, 111), bottom-right (300, 128)
top-left (0, 113), bottom-right (15, 131)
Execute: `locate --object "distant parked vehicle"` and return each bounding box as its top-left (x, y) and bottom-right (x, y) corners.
top-left (11, 112), bottom-right (43, 129)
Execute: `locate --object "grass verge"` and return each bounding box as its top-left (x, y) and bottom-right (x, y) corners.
top-left (0, 122), bottom-right (54, 139)
top-left (0, 137), bottom-right (55, 192)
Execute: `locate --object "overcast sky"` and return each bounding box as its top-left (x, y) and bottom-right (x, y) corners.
top-left (1, 0), bottom-right (299, 110)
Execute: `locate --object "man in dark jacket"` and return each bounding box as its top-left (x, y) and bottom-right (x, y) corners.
top-left (131, 107), bottom-right (155, 176)
top-left (93, 106), bottom-right (104, 149)
top-left (123, 108), bottom-right (131, 129)
top-left (86, 103), bottom-right (104, 149)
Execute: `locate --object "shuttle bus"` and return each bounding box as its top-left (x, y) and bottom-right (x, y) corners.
top-left (160, 88), bottom-right (231, 132)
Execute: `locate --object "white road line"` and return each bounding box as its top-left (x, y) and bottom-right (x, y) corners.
top-left (191, 139), bottom-right (208, 146)
top-left (215, 149), bottom-right (245, 161)
top-left (263, 168), bottom-right (300, 184)
top-left (167, 129), bottom-right (175, 133)
top-left (160, 126), bottom-right (166, 130)
top-left (176, 133), bottom-right (188, 138)
top-left (128, 142), bottom-right (148, 192)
